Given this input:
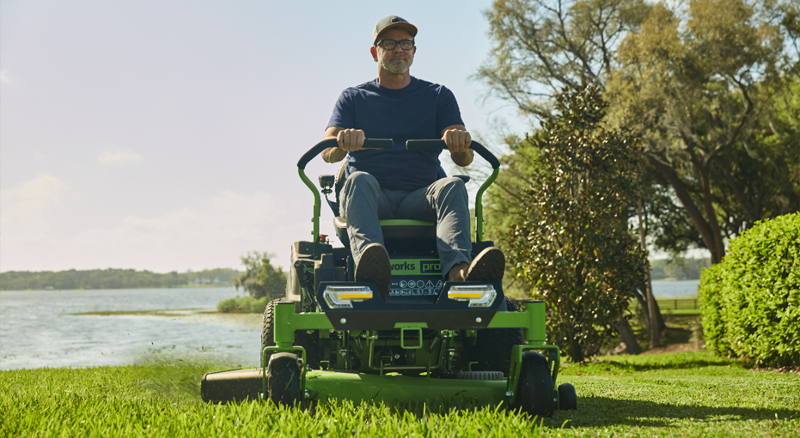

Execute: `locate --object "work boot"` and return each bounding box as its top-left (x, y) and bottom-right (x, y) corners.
top-left (465, 247), bottom-right (505, 282)
top-left (355, 243), bottom-right (391, 298)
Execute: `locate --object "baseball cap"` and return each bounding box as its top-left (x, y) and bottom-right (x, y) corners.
top-left (372, 15), bottom-right (418, 45)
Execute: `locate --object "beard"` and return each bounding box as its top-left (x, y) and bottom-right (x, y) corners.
top-left (380, 54), bottom-right (413, 74)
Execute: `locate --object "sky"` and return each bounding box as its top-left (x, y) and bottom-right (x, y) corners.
top-left (0, 0), bottom-right (529, 273)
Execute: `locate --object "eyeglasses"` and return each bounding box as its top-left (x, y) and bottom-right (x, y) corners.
top-left (376, 39), bottom-right (415, 50)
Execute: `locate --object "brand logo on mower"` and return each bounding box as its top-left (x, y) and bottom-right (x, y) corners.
top-left (391, 261), bottom-right (416, 272)
top-left (420, 261), bottom-right (441, 274)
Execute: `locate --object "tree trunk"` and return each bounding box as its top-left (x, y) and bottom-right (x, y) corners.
top-left (652, 296), bottom-right (668, 332)
top-left (637, 197), bottom-right (662, 347)
top-left (612, 317), bottom-right (642, 354)
top-left (645, 269), bottom-right (662, 348)
top-left (646, 154), bottom-right (726, 263)
top-left (569, 337), bottom-right (585, 363)
top-left (635, 289), bottom-right (650, 329)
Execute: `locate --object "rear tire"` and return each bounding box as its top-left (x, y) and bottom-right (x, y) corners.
top-left (267, 353), bottom-right (302, 406)
top-left (261, 299), bottom-right (320, 368)
top-left (466, 300), bottom-right (524, 376)
top-left (515, 351), bottom-right (554, 418)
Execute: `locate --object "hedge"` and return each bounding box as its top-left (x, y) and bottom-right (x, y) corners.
top-left (699, 212), bottom-right (800, 367)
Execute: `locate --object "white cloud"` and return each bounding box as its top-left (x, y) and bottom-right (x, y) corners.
top-left (0, 174), bottom-right (76, 241)
top-left (0, 188), bottom-right (306, 272)
top-left (0, 69), bottom-right (11, 84)
top-left (97, 149), bottom-right (141, 164)
top-left (66, 190), bottom-right (303, 271)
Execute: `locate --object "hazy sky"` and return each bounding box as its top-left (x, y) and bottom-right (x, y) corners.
top-left (1, 0), bottom-right (528, 273)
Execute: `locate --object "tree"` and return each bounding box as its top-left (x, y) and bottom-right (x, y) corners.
top-left (507, 87), bottom-right (647, 362)
top-left (607, 0), bottom-right (789, 263)
top-left (233, 252), bottom-right (286, 300)
top-left (478, 0), bottom-right (650, 118)
top-left (479, 0), bottom-right (799, 264)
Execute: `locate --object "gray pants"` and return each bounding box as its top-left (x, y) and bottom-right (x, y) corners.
top-left (339, 171), bottom-right (472, 277)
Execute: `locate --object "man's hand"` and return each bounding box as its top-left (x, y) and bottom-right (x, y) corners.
top-left (442, 126), bottom-right (473, 166)
top-left (337, 128), bottom-right (366, 152)
top-left (322, 127), bottom-right (364, 163)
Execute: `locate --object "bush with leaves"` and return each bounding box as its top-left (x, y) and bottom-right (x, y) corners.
top-left (216, 296), bottom-right (269, 314)
top-left (699, 212), bottom-right (800, 367)
top-left (232, 252), bottom-right (286, 301)
top-left (508, 86), bottom-right (647, 362)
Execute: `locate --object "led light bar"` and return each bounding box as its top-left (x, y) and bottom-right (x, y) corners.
top-left (448, 285), bottom-right (497, 308)
top-left (323, 286), bottom-right (374, 309)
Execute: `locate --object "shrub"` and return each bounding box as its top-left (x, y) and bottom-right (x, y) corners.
top-left (233, 252), bottom-right (286, 300)
top-left (216, 296), bottom-right (269, 314)
top-left (505, 86), bottom-right (647, 362)
top-left (699, 212), bottom-right (800, 367)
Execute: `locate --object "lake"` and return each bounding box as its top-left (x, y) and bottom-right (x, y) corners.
top-left (0, 287), bottom-right (260, 371)
top-left (0, 281), bottom-right (699, 370)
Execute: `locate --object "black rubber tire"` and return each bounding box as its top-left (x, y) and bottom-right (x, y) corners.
top-left (558, 382), bottom-right (578, 410)
top-left (515, 351), bottom-right (555, 418)
top-left (267, 352), bottom-right (302, 407)
top-left (466, 300), bottom-right (524, 376)
top-left (261, 299), bottom-right (320, 368)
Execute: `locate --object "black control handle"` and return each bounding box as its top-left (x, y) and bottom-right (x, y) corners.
top-left (297, 138), bottom-right (393, 169)
top-left (405, 139), bottom-right (500, 169)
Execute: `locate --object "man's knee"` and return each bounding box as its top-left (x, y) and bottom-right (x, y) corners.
top-left (435, 177), bottom-right (468, 202)
top-left (340, 172), bottom-right (382, 218)
top-left (441, 176), bottom-right (466, 191)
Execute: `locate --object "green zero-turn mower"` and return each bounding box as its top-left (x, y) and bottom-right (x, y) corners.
top-left (201, 138), bottom-right (577, 417)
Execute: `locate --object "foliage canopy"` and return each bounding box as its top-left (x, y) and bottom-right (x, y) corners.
top-left (699, 212), bottom-right (800, 367)
top-left (233, 252), bottom-right (286, 301)
top-left (507, 86), bottom-right (647, 362)
top-left (479, 0), bottom-right (800, 263)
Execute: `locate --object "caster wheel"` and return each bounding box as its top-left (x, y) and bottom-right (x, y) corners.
top-left (558, 382), bottom-right (577, 410)
top-left (514, 351), bottom-right (554, 418)
top-left (267, 352), bottom-right (302, 406)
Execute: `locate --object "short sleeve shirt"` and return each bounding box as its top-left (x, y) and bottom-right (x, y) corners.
top-left (326, 77), bottom-right (464, 191)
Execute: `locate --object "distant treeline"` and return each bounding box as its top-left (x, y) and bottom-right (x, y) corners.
top-left (0, 268), bottom-right (242, 291)
top-left (650, 258), bottom-right (711, 281)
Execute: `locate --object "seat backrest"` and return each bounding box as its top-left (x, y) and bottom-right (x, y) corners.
top-left (333, 217), bottom-right (437, 255)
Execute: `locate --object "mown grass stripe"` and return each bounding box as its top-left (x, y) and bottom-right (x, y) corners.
top-left (1, 351), bottom-right (797, 437)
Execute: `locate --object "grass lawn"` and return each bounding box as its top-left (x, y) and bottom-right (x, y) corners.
top-left (1, 350), bottom-right (797, 437)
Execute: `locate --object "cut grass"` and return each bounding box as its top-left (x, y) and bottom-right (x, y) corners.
top-left (2, 351), bottom-right (797, 437)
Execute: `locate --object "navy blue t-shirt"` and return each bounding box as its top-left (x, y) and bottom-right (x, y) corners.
top-left (326, 77), bottom-right (464, 191)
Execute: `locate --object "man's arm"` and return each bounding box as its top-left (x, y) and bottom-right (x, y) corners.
top-left (442, 125), bottom-right (474, 167)
top-left (322, 127), bottom-right (366, 163)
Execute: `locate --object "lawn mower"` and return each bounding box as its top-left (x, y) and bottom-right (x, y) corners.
top-left (201, 138), bottom-right (577, 417)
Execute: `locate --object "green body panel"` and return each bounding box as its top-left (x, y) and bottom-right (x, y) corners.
top-left (263, 300), bottom-right (562, 407)
top-left (298, 168), bottom-right (321, 256)
top-left (305, 371), bottom-right (507, 405)
top-left (273, 303), bottom-right (334, 348)
top-left (475, 168), bottom-right (499, 245)
top-left (487, 301), bottom-right (546, 342)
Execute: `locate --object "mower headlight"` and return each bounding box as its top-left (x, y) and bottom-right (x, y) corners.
top-left (323, 286), bottom-right (373, 309)
top-left (448, 285), bottom-right (497, 308)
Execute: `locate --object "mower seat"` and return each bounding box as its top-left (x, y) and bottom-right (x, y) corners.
top-left (333, 217), bottom-right (437, 255)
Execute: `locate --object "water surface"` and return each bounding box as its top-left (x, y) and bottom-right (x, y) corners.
top-left (650, 280), bottom-right (699, 298)
top-left (0, 281), bottom-right (699, 370)
top-left (0, 287), bottom-right (259, 370)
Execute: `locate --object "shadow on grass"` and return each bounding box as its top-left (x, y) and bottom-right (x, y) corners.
top-left (548, 396), bottom-right (799, 429)
top-left (561, 352), bottom-right (743, 375)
